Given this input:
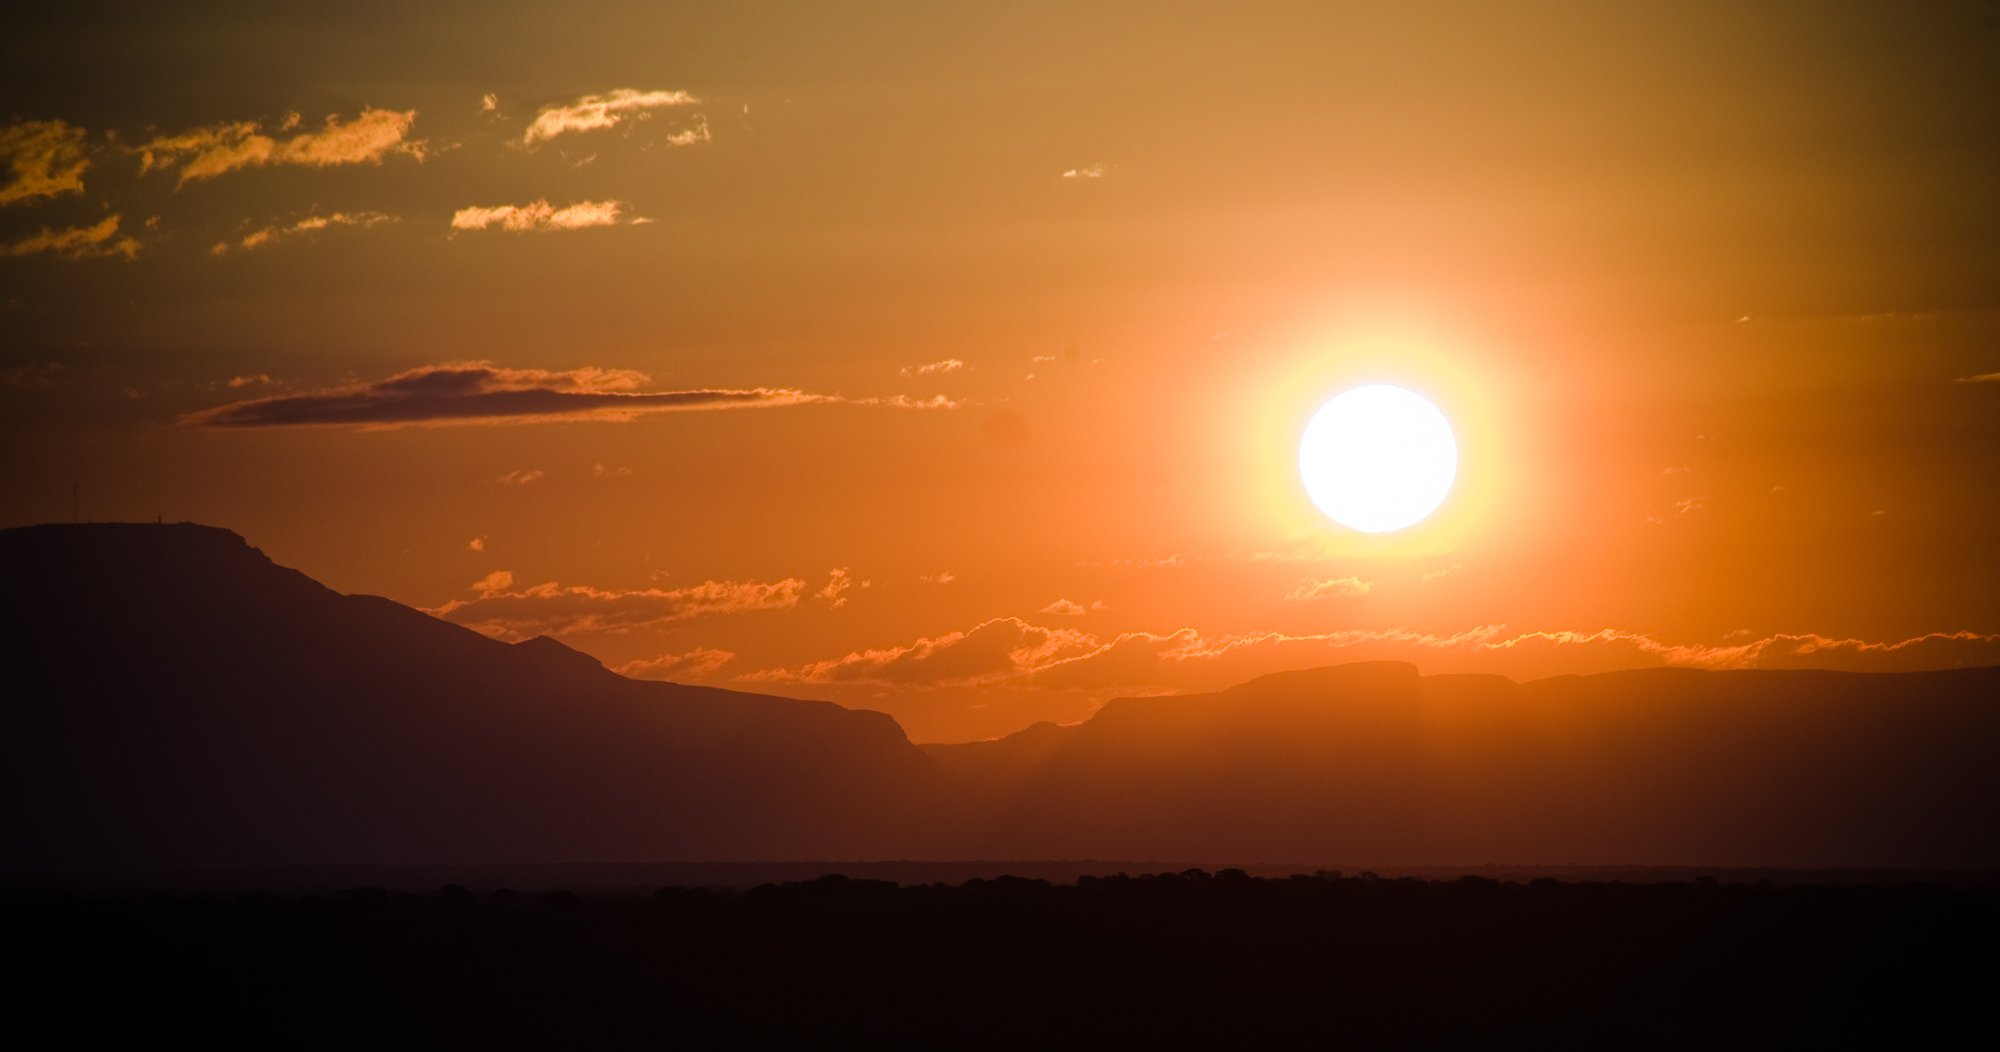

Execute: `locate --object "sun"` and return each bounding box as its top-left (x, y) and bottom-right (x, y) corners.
top-left (1299, 384), bottom-right (1458, 533)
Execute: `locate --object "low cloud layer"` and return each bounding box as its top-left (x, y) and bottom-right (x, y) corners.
top-left (1, 120), bottom-right (89, 206)
top-left (2, 214), bottom-right (139, 261)
top-left (523, 88), bottom-right (699, 145)
top-left (619, 646), bottom-right (736, 681)
top-left (430, 574), bottom-right (813, 641)
top-left (184, 361), bottom-right (826, 429)
top-left (751, 617), bottom-right (1098, 688)
top-left (753, 619), bottom-right (2000, 695)
top-left (450, 198), bottom-right (629, 233)
top-left (138, 108), bottom-right (422, 185)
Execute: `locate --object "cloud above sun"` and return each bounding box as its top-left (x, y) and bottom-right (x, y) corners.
top-left (183, 361), bottom-right (960, 429)
top-left (186, 362), bottom-right (816, 429)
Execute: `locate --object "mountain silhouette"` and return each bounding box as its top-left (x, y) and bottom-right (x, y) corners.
top-left (925, 661), bottom-right (2000, 867)
top-left (4, 522), bottom-right (1997, 872)
top-left (0, 523), bottom-right (955, 869)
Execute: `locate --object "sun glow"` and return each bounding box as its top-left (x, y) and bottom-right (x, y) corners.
top-left (1299, 384), bottom-right (1458, 533)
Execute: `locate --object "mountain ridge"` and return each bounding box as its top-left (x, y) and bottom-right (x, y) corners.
top-left (5, 521), bottom-right (1997, 871)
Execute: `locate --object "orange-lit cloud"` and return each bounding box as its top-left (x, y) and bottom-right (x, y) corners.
top-left (522, 88), bottom-right (699, 145)
top-left (751, 616), bottom-right (1098, 687)
top-left (756, 619), bottom-right (2000, 697)
top-left (0, 120), bottom-right (89, 206)
top-left (430, 575), bottom-right (808, 640)
top-left (1284, 576), bottom-right (1373, 601)
top-left (1040, 599), bottom-right (1088, 617)
top-left (619, 646), bottom-right (736, 681)
top-left (183, 361), bottom-right (829, 429)
top-left (816, 568), bottom-right (856, 608)
top-left (845, 393), bottom-right (963, 410)
top-left (449, 198), bottom-right (632, 232)
top-left (470, 569), bottom-right (515, 595)
top-left (1061, 163), bottom-right (1107, 179)
top-left (138, 108), bottom-right (422, 185)
top-left (664, 115), bottom-right (711, 147)
top-left (900, 359), bottom-right (965, 377)
top-left (2, 214), bottom-right (139, 261)
top-left (212, 211), bottom-right (394, 254)
top-left (1954, 372), bottom-right (2000, 384)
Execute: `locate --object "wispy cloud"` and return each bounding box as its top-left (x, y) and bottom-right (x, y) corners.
top-left (212, 211), bottom-right (394, 255)
top-left (1953, 372), bottom-right (2000, 384)
top-left (1062, 163), bottom-right (1108, 179)
top-left (494, 469), bottom-right (544, 485)
top-left (749, 617), bottom-right (1097, 688)
top-left (138, 108), bottom-right (423, 185)
top-left (816, 568), bottom-right (857, 608)
top-left (429, 574), bottom-right (807, 640)
top-left (1039, 599), bottom-right (1089, 617)
top-left (1284, 576), bottom-right (1373, 601)
top-left (753, 619), bottom-right (2000, 696)
top-left (184, 361), bottom-right (826, 429)
top-left (664, 115), bottom-right (712, 147)
top-left (844, 393), bottom-right (963, 410)
top-left (2, 214), bottom-right (139, 261)
top-left (522, 88), bottom-right (700, 145)
top-left (449, 198), bottom-right (633, 232)
top-left (619, 646), bottom-right (736, 681)
top-left (900, 359), bottom-right (965, 377)
top-left (1, 120), bottom-right (89, 206)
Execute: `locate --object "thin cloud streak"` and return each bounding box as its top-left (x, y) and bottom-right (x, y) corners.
top-left (184, 361), bottom-right (960, 429)
top-left (619, 646), bottom-right (736, 681)
top-left (2, 214), bottom-right (139, 261)
top-left (450, 198), bottom-right (629, 233)
top-left (137, 108), bottom-right (422, 185)
top-left (184, 361), bottom-right (822, 429)
top-left (754, 619), bottom-right (2000, 693)
top-left (430, 576), bottom-right (806, 641)
top-left (522, 88), bottom-right (700, 145)
top-left (213, 211), bottom-right (394, 254)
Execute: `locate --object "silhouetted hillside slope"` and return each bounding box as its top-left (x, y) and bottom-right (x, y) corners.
top-left (0, 523), bottom-right (955, 869)
top-left (6, 523), bottom-right (1997, 871)
top-left (925, 662), bottom-right (2000, 867)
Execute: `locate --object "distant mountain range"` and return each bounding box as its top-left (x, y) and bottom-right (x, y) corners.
top-left (4, 523), bottom-right (1996, 872)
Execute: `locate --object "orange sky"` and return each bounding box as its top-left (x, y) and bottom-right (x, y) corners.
top-left (3, 2), bottom-right (1997, 740)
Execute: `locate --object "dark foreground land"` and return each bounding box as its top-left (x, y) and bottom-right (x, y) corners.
top-left (9, 870), bottom-right (1996, 1048)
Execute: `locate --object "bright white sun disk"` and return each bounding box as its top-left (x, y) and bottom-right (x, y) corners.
top-left (1299, 384), bottom-right (1457, 533)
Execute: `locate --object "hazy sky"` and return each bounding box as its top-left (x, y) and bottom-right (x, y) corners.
top-left (5, 1), bottom-right (1997, 740)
